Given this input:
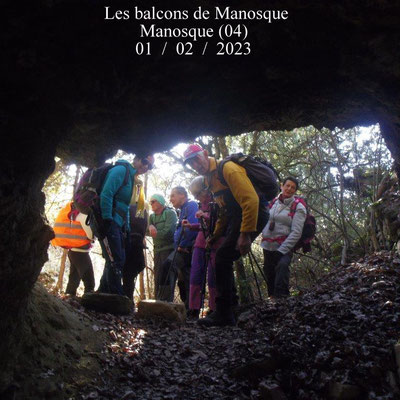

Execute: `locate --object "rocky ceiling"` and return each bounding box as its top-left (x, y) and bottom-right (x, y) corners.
top-left (3, 0), bottom-right (400, 167)
top-left (0, 0), bottom-right (399, 390)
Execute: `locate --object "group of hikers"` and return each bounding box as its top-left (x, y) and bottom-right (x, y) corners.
top-left (51, 143), bottom-right (309, 327)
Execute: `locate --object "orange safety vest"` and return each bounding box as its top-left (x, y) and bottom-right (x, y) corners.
top-left (51, 202), bottom-right (91, 249)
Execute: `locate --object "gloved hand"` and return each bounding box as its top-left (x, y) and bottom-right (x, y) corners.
top-left (237, 232), bottom-right (252, 256)
top-left (273, 250), bottom-right (284, 263)
top-left (205, 235), bottom-right (216, 249)
top-left (99, 219), bottom-right (113, 239)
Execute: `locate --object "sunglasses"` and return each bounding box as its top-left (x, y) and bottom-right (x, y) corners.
top-left (150, 200), bottom-right (157, 204)
top-left (141, 158), bottom-right (154, 170)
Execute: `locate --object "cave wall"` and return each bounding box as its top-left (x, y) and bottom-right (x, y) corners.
top-left (1, 0), bottom-right (400, 389)
top-left (0, 145), bottom-right (55, 387)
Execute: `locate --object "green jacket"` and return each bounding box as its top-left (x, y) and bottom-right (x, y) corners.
top-left (149, 207), bottom-right (177, 253)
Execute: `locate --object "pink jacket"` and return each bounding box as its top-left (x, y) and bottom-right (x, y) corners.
top-left (190, 197), bottom-right (225, 249)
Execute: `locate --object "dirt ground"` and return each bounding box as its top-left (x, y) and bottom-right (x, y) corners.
top-left (4, 251), bottom-right (400, 399)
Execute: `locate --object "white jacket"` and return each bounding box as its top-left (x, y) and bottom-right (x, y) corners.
top-left (70, 213), bottom-right (94, 253)
top-left (261, 195), bottom-right (306, 255)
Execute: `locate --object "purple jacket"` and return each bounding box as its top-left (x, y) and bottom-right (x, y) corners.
top-left (190, 198), bottom-right (224, 249)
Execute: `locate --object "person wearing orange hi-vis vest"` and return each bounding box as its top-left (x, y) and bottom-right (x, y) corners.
top-left (51, 201), bottom-right (95, 296)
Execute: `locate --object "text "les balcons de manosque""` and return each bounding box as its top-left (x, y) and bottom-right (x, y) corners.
top-left (105, 6), bottom-right (289, 22)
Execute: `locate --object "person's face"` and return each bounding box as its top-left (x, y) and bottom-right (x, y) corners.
top-left (150, 199), bottom-right (163, 213)
top-left (134, 155), bottom-right (155, 175)
top-left (281, 180), bottom-right (297, 198)
top-left (196, 189), bottom-right (208, 203)
top-left (187, 152), bottom-right (209, 175)
top-left (170, 189), bottom-right (185, 209)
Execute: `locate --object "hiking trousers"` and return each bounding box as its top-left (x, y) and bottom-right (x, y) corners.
top-left (98, 221), bottom-right (125, 295)
top-left (215, 205), bottom-right (269, 306)
top-left (154, 249), bottom-right (173, 300)
top-left (65, 250), bottom-right (95, 296)
top-left (123, 242), bottom-right (145, 302)
top-left (189, 247), bottom-right (217, 311)
top-left (263, 250), bottom-right (293, 297)
top-left (159, 250), bottom-right (192, 307)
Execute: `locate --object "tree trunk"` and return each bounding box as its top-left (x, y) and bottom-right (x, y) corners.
top-left (327, 131), bottom-right (350, 265)
top-left (72, 165), bottom-right (81, 194)
top-left (248, 131), bottom-right (260, 155)
top-left (55, 249), bottom-right (68, 293)
top-left (370, 209), bottom-right (380, 252)
top-left (234, 259), bottom-right (253, 304)
top-left (217, 136), bottom-right (229, 158)
top-left (139, 271), bottom-right (146, 300)
top-left (212, 137), bottom-right (221, 159)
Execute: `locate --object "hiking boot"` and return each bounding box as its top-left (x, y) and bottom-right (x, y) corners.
top-left (197, 304), bottom-right (235, 327)
top-left (187, 309), bottom-right (200, 321)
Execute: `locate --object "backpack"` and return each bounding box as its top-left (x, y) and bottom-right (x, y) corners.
top-left (217, 153), bottom-right (279, 201)
top-left (51, 202), bottom-right (91, 249)
top-left (73, 161), bottom-right (130, 215)
top-left (270, 196), bottom-right (316, 253)
top-left (129, 204), bottom-right (148, 246)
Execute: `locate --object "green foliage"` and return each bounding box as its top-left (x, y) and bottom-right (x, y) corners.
top-left (221, 125), bottom-right (392, 293)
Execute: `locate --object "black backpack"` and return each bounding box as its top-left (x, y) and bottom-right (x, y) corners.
top-left (217, 153), bottom-right (279, 201)
top-left (73, 162), bottom-right (130, 215)
top-left (128, 204), bottom-right (148, 247)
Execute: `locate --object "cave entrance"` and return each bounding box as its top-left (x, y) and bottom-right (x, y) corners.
top-left (43, 124), bottom-right (395, 301)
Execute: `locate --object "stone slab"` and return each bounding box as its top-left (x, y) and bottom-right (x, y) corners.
top-left (137, 300), bottom-right (186, 323)
top-left (81, 293), bottom-right (133, 315)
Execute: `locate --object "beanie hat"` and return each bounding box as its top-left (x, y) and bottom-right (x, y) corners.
top-left (183, 144), bottom-right (204, 163)
top-left (150, 194), bottom-right (166, 207)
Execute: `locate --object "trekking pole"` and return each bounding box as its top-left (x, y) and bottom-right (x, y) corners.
top-left (249, 250), bottom-right (269, 286)
top-left (157, 225), bottom-right (185, 301)
top-left (199, 202), bottom-right (218, 313)
top-left (89, 210), bottom-right (116, 265)
top-left (90, 211), bottom-right (122, 294)
top-left (199, 215), bottom-right (211, 314)
top-left (248, 252), bottom-right (263, 300)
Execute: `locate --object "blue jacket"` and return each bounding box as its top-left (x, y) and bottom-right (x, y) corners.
top-left (174, 200), bottom-right (198, 248)
top-left (100, 160), bottom-right (136, 229)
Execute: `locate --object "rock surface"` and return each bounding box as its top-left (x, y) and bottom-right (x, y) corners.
top-left (328, 383), bottom-right (361, 400)
top-left (81, 293), bottom-right (133, 315)
top-left (137, 300), bottom-right (186, 323)
top-left (259, 382), bottom-right (288, 400)
top-left (4, 283), bottom-right (105, 400)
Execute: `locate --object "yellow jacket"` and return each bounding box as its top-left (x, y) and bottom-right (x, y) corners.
top-left (205, 157), bottom-right (259, 233)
